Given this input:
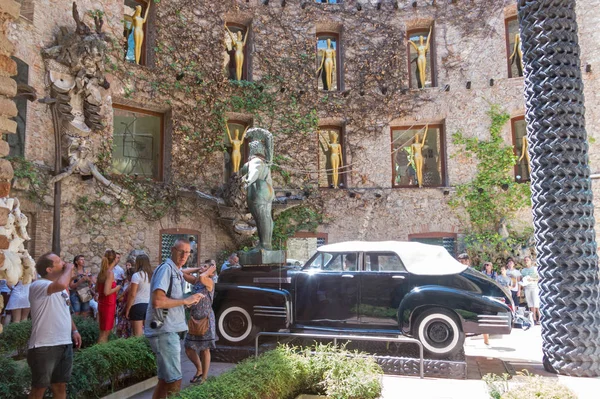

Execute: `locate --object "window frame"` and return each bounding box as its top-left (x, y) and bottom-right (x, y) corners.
top-left (317, 125), bottom-right (347, 189)
top-left (316, 32), bottom-right (342, 92)
top-left (124, 0), bottom-right (150, 66)
top-left (225, 22), bottom-right (250, 81)
top-left (505, 16), bottom-right (522, 79)
top-left (224, 119), bottom-right (251, 181)
top-left (112, 103), bottom-right (165, 181)
top-left (408, 232), bottom-right (457, 257)
top-left (407, 26), bottom-right (437, 89)
top-left (511, 115), bottom-right (530, 182)
top-left (364, 252), bottom-right (407, 273)
top-left (390, 123), bottom-right (447, 188)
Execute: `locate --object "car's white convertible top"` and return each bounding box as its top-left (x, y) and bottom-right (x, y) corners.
top-left (316, 241), bottom-right (468, 276)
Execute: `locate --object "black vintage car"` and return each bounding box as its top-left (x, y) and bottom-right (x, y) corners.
top-left (214, 241), bottom-right (513, 357)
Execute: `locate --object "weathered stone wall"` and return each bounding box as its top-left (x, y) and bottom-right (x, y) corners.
top-left (5, 0), bottom-right (600, 270)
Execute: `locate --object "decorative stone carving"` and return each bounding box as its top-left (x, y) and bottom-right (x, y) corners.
top-left (0, 198), bottom-right (35, 286)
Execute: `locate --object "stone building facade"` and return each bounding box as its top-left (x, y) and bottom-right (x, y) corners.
top-left (4, 0), bottom-right (600, 272)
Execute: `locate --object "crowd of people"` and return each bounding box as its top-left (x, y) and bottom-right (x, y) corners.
top-left (0, 237), bottom-right (237, 398)
top-left (457, 252), bottom-right (540, 345)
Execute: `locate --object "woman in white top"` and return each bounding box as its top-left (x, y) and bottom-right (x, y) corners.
top-left (125, 254), bottom-right (152, 337)
top-left (5, 278), bottom-right (35, 323)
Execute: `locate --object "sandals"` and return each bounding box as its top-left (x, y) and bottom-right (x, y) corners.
top-left (190, 374), bottom-right (203, 384)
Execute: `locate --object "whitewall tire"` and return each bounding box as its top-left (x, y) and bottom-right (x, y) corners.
top-left (415, 308), bottom-right (465, 358)
top-left (217, 304), bottom-right (254, 345)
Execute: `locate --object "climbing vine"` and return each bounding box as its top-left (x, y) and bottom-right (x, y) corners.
top-left (272, 204), bottom-right (324, 251)
top-left (450, 105), bottom-right (532, 266)
top-left (7, 157), bottom-right (50, 204)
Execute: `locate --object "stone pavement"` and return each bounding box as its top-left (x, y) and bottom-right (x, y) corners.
top-left (128, 325), bottom-right (600, 398)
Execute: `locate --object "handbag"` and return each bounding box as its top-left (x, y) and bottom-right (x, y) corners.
top-left (76, 286), bottom-right (93, 303)
top-left (188, 316), bottom-right (209, 336)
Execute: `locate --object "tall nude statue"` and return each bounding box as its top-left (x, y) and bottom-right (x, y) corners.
top-left (124, 4), bottom-right (150, 64)
top-left (316, 38), bottom-right (336, 91)
top-left (319, 130), bottom-right (343, 188)
top-left (412, 124), bottom-right (429, 188)
top-left (225, 25), bottom-right (249, 81)
top-left (226, 124), bottom-right (250, 173)
top-left (518, 135), bottom-right (530, 176)
top-left (240, 128), bottom-right (275, 250)
top-left (409, 27), bottom-right (432, 88)
top-left (510, 33), bottom-right (524, 77)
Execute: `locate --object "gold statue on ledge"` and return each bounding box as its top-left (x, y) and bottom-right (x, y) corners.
top-left (320, 130), bottom-right (343, 188)
top-left (409, 27), bottom-right (432, 88)
top-left (227, 124), bottom-right (250, 173)
top-left (510, 33), bottom-right (524, 77)
top-left (518, 135), bottom-right (530, 176)
top-left (412, 124), bottom-right (429, 188)
top-left (316, 38), bottom-right (337, 91)
top-left (225, 25), bottom-right (249, 81)
top-left (124, 3), bottom-right (150, 65)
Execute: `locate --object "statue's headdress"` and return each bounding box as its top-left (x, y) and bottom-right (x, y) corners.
top-left (246, 128), bottom-right (273, 164)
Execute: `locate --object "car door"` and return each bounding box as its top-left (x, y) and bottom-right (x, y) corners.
top-left (294, 252), bottom-right (360, 327)
top-left (359, 252), bottom-right (411, 329)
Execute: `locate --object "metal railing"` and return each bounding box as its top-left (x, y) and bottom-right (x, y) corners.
top-left (255, 331), bottom-right (424, 378)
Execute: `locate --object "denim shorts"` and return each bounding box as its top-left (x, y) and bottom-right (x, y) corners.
top-left (27, 344), bottom-right (73, 388)
top-left (148, 332), bottom-right (182, 383)
top-left (70, 292), bottom-right (91, 313)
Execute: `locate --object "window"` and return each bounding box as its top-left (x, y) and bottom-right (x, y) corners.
top-left (391, 124), bottom-right (445, 188)
top-left (505, 17), bottom-right (523, 78)
top-left (5, 57), bottom-right (28, 157)
top-left (224, 120), bottom-right (250, 181)
top-left (512, 116), bottom-right (529, 182)
top-left (365, 253), bottom-right (406, 272)
top-left (407, 27), bottom-right (435, 89)
top-left (318, 126), bottom-right (346, 188)
top-left (225, 23), bottom-right (250, 81)
top-left (112, 105), bottom-right (163, 180)
top-left (304, 252), bottom-right (357, 272)
top-left (287, 232), bottom-right (328, 265)
top-left (409, 233), bottom-right (457, 257)
top-left (123, 0), bottom-right (150, 65)
top-left (317, 33), bottom-right (340, 91)
top-left (15, 0), bottom-right (34, 21)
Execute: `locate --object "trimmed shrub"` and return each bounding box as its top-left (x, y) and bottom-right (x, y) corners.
top-left (174, 344), bottom-right (383, 399)
top-left (0, 320), bottom-right (31, 357)
top-left (0, 356), bottom-right (29, 399)
top-left (68, 336), bottom-right (156, 398)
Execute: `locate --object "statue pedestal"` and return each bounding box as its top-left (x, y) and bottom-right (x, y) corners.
top-left (239, 248), bottom-right (285, 266)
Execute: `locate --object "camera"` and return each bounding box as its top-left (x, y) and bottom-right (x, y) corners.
top-left (150, 308), bottom-right (168, 329)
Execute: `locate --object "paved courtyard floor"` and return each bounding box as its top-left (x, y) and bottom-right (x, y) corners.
top-left (129, 325), bottom-right (600, 398)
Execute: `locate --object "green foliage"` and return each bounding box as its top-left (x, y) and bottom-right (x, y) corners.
top-left (0, 355), bottom-right (30, 399)
top-left (483, 371), bottom-right (577, 399)
top-left (7, 156), bottom-right (50, 203)
top-left (0, 320), bottom-right (31, 357)
top-left (72, 315), bottom-right (116, 348)
top-left (272, 205), bottom-right (323, 250)
top-left (450, 106), bottom-right (532, 265)
top-left (174, 344), bottom-right (382, 399)
top-left (68, 337), bottom-right (156, 398)
top-left (112, 176), bottom-right (180, 222)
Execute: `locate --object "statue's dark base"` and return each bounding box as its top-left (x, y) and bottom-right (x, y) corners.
top-left (239, 248), bottom-right (285, 266)
top-left (213, 339), bottom-right (467, 379)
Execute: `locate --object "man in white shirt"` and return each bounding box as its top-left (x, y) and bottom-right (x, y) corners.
top-left (28, 253), bottom-right (82, 399)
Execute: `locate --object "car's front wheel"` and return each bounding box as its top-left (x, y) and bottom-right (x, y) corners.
top-left (414, 308), bottom-right (465, 358)
top-left (216, 303), bottom-right (259, 346)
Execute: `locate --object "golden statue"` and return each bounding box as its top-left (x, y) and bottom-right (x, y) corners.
top-left (411, 124), bottom-right (429, 188)
top-left (225, 25), bottom-right (249, 81)
top-left (518, 135), bottom-right (530, 176)
top-left (316, 38), bottom-right (336, 91)
top-left (124, 3), bottom-right (150, 64)
top-left (227, 124), bottom-right (250, 173)
top-left (409, 27), bottom-right (432, 88)
top-left (510, 33), bottom-right (524, 77)
top-left (320, 130), bottom-right (343, 188)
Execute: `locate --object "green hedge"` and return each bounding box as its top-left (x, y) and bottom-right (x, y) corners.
top-left (0, 316), bottom-right (114, 357)
top-left (0, 337), bottom-right (156, 399)
top-left (174, 344), bottom-right (383, 399)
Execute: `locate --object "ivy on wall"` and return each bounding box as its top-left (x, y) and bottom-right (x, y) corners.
top-left (272, 204), bottom-right (324, 251)
top-left (449, 105), bottom-right (532, 267)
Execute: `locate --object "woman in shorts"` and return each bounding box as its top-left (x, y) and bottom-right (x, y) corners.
top-left (125, 254), bottom-right (152, 336)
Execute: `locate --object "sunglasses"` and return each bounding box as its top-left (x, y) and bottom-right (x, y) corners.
top-left (61, 292), bottom-right (71, 307)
